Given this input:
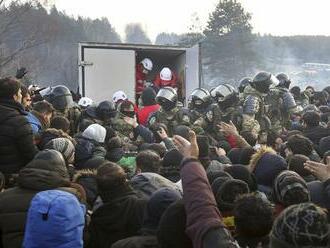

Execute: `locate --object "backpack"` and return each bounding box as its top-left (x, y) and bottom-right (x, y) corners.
top-left (23, 190), bottom-right (86, 248)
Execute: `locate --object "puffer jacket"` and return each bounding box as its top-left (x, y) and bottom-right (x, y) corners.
top-left (0, 160), bottom-right (70, 248)
top-left (0, 99), bottom-right (38, 176)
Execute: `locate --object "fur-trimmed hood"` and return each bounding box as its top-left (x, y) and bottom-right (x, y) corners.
top-left (72, 169), bottom-right (97, 183)
top-left (249, 146), bottom-right (276, 172)
top-left (249, 146), bottom-right (287, 188)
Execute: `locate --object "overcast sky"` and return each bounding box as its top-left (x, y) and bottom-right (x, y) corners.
top-left (54, 0), bottom-right (330, 41)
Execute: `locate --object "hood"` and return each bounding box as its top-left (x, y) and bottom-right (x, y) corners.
top-left (82, 123), bottom-right (106, 143)
top-left (72, 169), bottom-right (97, 183)
top-left (249, 146), bottom-right (287, 187)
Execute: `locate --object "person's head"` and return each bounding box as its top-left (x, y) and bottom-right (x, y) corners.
top-left (141, 87), bottom-right (157, 106)
top-left (96, 162), bottom-right (127, 198)
top-left (82, 123), bottom-right (106, 143)
top-left (267, 131), bottom-right (283, 152)
top-left (0, 77), bottom-right (22, 103)
top-left (117, 100), bottom-right (135, 118)
top-left (142, 188), bottom-right (181, 233)
top-left (286, 134), bottom-right (313, 157)
top-left (270, 203), bottom-right (329, 248)
top-left (273, 170), bottom-right (310, 208)
top-left (21, 85), bottom-right (32, 109)
top-left (33, 101), bottom-right (55, 127)
top-left (302, 111), bottom-right (320, 128)
top-left (149, 123), bottom-right (169, 143)
top-left (288, 154), bottom-right (313, 179)
top-left (44, 138), bottom-right (75, 165)
top-left (140, 58), bottom-right (153, 74)
top-left (156, 87), bottom-right (178, 111)
top-left (157, 200), bottom-right (193, 248)
top-left (215, 178), bottom-right (250, 213)
top-left (50, 116), bottom-right (70, 133)
top-left (234, 194), bottom-right (273, 238)
top-left (135, 150), bottom-right (161, 174)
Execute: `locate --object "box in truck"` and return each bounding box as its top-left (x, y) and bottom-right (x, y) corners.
top-left (78, 42), bottom-right (201, 105)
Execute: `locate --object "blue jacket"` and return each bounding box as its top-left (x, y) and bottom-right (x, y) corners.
top-left (26, 112), bottom-right (42, 134)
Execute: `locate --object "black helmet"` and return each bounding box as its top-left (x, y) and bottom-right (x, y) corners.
top-left (251, 72), bottom-right (278, 94)
top-left (43, 85), bottom-right (73, 111)
top-left (276, 73), bottom-right (291, 89)
top-left (238, 77), bottom-right (252, 93)
top-left (156, 87), bottom-right (178, 111)
top-left (190, 88), bottom-right (212, 109)
top-left (96, 101), bottom-right (117, 120)
top-left (117, 100), bottom-right (135, 118)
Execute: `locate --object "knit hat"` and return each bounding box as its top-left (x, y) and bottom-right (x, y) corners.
top-left (82, 123), bottom-right (106, 143)
top-left (141, 87), bottom-right (157, 106)
top-left (273, 171), bottom-right (310, 207)
top-left (163, 149), bottom-right (184, 168)
top-left (271, 203), bottom-right (329, 248)
top-left (142, 188), bottom-right (181, 233)
top-left (211, 173), bottom-right (232, 196)
top-left (225, 164), bottom-right (258, 192)
top-left (215, 179), bottom-right (250, 212)
top-left (157, 200), bottom-right (193, 248)
top-left (44, 138), bottom-right (75, 164)
top-left (25, 149), bottom-right (69, 179)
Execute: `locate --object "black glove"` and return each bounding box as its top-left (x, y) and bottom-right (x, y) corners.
top-left (16, 67), bottom-right (28, 79)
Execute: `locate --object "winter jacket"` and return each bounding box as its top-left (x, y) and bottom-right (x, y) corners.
top-left (180, 158), bottom-right (239, 248)
top-left (0, 163), bottom-right (70, 247)
top-left (73, 169), bottom-right (98, 209)
top-left (0, 99), bottom-right (38, 176)
top-left (87, 185), bottom-right (147, 248)
top-left (138, 104), bottom-right (160, 126)
top-left (75, 135), bottom-right (106, 169)
top-left (26, 111), bottom-right (42, 134)
top-left (130, 172), bottom-right (182, 199)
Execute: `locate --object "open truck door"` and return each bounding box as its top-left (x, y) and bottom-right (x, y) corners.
top-left (185, 43), bottom-right (201, 104)
top-left (79, 45), bottom-right (135, 103)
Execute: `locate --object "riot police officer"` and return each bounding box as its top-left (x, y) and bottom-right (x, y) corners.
top-left (266, 73), bottom-right (302, 133)
top-left (42, 85), bottom-right (80, 135)
top-left (189, 88), bottom-right (220, 135)
top-left (211, 83), bottom-right (243, 129)
top-left (147, 87), bottom-right (191, 136)
top-left (241, 72), bottom-right (276, 134)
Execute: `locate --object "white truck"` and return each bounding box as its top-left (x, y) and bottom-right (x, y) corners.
top-left (78, 42), bottom-right (201, 105)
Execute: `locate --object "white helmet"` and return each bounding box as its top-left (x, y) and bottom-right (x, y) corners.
top-left (141, 58), bottom-right (153, 71)
top-left (112, 90), bottom-right (128, 103)
top-left (160, 67), bottom-right (172, 81)
top-left (78, 97), bottom-right (93, 108)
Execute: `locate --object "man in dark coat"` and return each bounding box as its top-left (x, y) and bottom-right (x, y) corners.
top-left (0, 77), bottom-right (38, 183)
top-left (0, 149), bottom-right (71, 248)
top-left (87, 162), bottom-right (147, 248)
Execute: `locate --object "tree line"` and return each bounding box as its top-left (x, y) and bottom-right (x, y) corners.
top-left (1, 0), bottom-right (330, 90)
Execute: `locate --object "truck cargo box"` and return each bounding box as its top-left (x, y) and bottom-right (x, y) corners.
top-left (78, 42), bottom-right (201, 105)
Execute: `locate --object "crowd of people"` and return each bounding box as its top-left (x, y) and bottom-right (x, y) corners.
top-left (0, 68), bottom-right (330, 248)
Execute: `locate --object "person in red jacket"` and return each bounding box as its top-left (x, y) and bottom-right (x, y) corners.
top-left (136, 58), bottom-right (153, 103)
top-left (153, 67), bottom-right (177, 89)
top-left (138, 87), bottom-right (160, 126)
